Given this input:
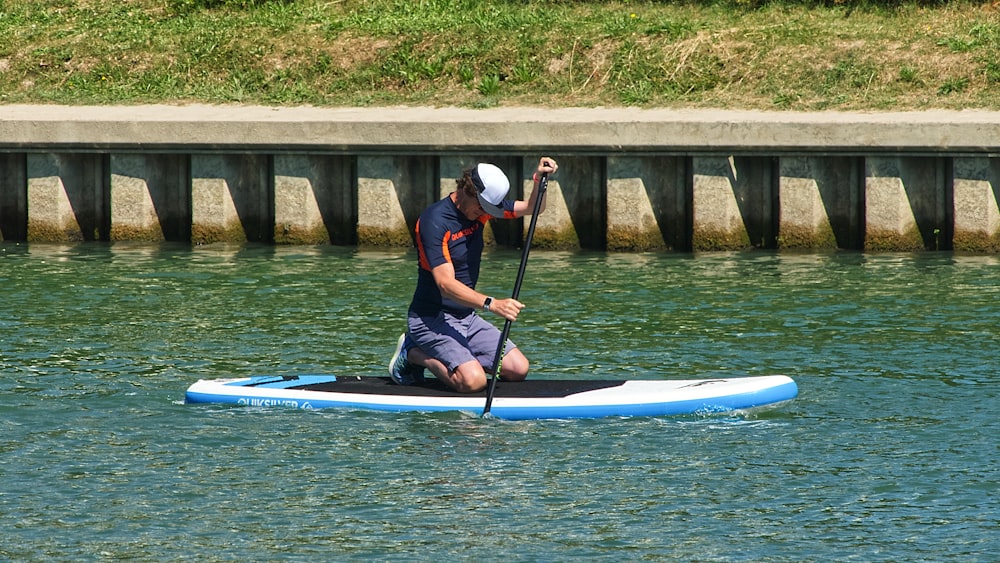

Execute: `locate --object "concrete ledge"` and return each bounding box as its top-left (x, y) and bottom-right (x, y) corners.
top-left (3, 105), bottom-right (1000, 154)
top-left (3, 105), bottom-right (1000, 251)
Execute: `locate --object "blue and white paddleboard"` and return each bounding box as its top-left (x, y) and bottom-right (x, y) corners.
top-left (184, 375), bottom-right (797, 420)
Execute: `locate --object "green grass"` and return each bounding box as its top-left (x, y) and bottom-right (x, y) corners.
top-left (1, 0), bottom-right (999, 109)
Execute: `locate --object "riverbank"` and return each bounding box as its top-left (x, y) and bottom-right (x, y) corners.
top-left (2, 103), bottom-right (998, 251)
top-left (1, 0), bottom-right (998, 111)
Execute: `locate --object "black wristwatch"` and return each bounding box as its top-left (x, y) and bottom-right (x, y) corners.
top-left (482, 296), bottom-right (493, 312)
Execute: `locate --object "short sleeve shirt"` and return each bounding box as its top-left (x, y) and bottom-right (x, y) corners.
top-left (410, 195), bottom-right (515, 317)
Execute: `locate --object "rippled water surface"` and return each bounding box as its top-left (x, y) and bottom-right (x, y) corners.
top-left (2, 243), bottom-right (998, 561)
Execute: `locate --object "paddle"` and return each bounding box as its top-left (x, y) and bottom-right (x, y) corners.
top-left (483, 170), bottom-right (549, 416)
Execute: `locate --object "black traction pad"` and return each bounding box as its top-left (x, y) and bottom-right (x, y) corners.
top-left (293, 376), bottom-right (627, 399)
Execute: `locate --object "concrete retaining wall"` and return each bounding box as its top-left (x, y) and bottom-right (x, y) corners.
top-left (1, 105), bottom-right (999, 251)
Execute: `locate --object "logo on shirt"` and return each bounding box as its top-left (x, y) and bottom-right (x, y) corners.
top-left (450, 221), bottom-right (482, 242)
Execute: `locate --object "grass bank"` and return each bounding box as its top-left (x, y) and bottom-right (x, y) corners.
top-left (1, 0), bottom-right (999, 110)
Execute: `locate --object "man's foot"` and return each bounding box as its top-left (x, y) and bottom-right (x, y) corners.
top-left (388, 333), bottom-right (425, 385)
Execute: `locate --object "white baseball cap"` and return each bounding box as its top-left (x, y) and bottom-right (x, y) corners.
top-left (471, 163), bottom-right (510, 218)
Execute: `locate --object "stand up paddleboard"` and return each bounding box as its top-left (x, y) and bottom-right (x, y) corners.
top-left (184, 375), bottom-right (797, 420)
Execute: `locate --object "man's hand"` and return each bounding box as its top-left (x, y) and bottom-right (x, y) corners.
top-left (489, 297), bottom-right (525, 322)
top-left (537, 157), bottom-right (558, 176)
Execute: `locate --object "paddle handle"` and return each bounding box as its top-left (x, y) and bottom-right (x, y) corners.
top-left (484, 172), bottom-right (549, 415)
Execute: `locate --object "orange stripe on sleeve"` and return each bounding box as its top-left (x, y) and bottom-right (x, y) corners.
top-left (440, 231), bottom-right (451, 264)
top-left (415, 219), bottom-right (430, 271)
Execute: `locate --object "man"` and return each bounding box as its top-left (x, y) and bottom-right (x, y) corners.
top-left (389, 157), bottom-right (559, 393)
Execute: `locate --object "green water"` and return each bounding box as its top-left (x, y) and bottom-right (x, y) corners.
top-left (2, 243), bottom-right (998, 561)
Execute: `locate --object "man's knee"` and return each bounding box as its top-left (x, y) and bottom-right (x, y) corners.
top-left (499, 351), bottom-right (529, 381)
top-left (450, 361), bottom-right (487, 393)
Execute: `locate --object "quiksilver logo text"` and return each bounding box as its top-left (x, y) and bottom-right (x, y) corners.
top-left (238, 397), bottom-right (313, 409)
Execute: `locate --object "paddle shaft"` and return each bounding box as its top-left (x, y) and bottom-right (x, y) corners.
top-left (483, 172), bottom-right (549, 415)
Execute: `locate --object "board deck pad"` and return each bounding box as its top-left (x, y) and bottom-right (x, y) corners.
top-left (258, 375), bottom-right (629, 398)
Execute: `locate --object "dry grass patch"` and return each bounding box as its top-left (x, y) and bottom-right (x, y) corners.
top-left (0, 0), bottom-right (998, 109)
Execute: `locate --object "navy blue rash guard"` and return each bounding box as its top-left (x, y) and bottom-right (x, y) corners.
top-left (410, 195), bottom-right (516, 317)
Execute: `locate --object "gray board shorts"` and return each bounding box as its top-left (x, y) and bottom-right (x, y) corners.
top-left (407, 310), bottom-right (516, 373)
